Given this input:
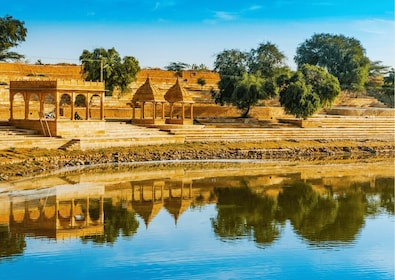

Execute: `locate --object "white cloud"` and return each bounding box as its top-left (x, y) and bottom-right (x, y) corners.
top-left (247, 5), bottom-right (262, 11)
top-left (214, 11), bottom-right (237, 21)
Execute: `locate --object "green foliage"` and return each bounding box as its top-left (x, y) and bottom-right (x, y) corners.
top-left (191, 64), bottom-right (209, 71)
top-left (295, 33), bottom-right (370, 91)
top-left (80, 48), bottom-right (140, 95)
top-left (299, 64), bottom-right (341, 108)
top-left (248, 42), bottom-right (286, 78)
top-left (382, 68), bottom-right (394, 106)
top-left (232, 72), bottom-right (275, 117)
top-left (279, 65), bottom-right (340, 119)
top-left (212, 42), bottom-right (288, 117)
top-left (0, 15), bottom-right (27, 61)
top-left (197, 77), bottom-right (206, 89)
top-left (279, 74), bottom-right (321, 119)
top-left (165, 61), bottom-right (190, 76)
top-left (0, 231), bottom-right (26, 258)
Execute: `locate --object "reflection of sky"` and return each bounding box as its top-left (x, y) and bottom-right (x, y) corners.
top-left (1, 206), bottom-right (393, 279)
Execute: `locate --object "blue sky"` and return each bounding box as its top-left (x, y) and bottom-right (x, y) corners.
top-left (3, 0), bottom-right (394, 69)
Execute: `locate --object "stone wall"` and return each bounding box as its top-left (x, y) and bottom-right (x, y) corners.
top-left (0, 63), bottom-right (220, 105)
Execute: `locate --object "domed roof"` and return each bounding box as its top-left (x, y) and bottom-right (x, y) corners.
top-left (132, 77), bottom-right (165, 102)
top-left (164, 79), bottom-right (194, 103)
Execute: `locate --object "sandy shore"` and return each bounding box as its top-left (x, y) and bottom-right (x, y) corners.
top-left (0, 139), bottom-right (393, 182)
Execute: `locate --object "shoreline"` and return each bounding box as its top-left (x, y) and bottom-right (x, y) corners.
top-left (0, 139), bottom-right (393, 182)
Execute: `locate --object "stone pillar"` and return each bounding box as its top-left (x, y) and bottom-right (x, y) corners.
top-left (161, 102), bottom-right (165, 119)
top-left (170, 103), bottom-right (174, 119)
top-left (85, 94), bottom-right (89, 120)
top-left (71, 199), bottom-right (75, 228)
top-left (190, 104), bottom-right (194, 120)
top-left (23, 92), bottom-right (30, 120)
top-left (55, 92), bottom-right (60, 120)
top-left (132, 102), bottom-right (136, 119)
top-left (9, 93), bottom-right (14, 121)
top-left (39, 93), bottom-right (45, 120)
top-left (141, 102), bottom-right (145, 119)
top-left (100, 93), bottom-right (105, 120)
top-left (71, 92), bottom-right (75, 120)
top-left (99, 196), bottom-right (104, 224)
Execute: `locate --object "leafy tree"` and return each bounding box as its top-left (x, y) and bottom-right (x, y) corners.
top-left (0, 15), bottom-right (27, 61)
top-left (279, 73), bottom-right (321, 119)
top-left (299, 64), bottom-right (341, 108)
top-left (165, 61), bottom-right (190, 76)
top-left (382, 68), bottom-right (394, 106)
top-left (212, 49), bottom-right (248, 106)
top-left (248, 42), bottom-right (287, 78)
top-left (279, 65), bottom-right (340, 119)
top-left (80, 48), bottom-right (140, 96)
top-left (197, 77), bottom-right (206, 90)
top-left (294, 33), bottom-right (370, 91)
top-left (232, 72), bottom-right (276, 117)
top-left (212, 43), bottom-right (288, 117)
top-left (365, 62), bottom-right (385, 90)
top-left (191, 64), bottom-right (209, 71)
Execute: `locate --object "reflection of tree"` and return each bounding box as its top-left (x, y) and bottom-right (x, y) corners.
top-left (211, 185), bottom-right (280, 247)
top-left (211, 179), bottom-right (390, 248)
top-left (375, 177), bottom-right (394, 215)
top-left (277, 181), bottom-right (365, 245)
top-left (82, 199), bottom-right (139, 244)
top-left (0, 228), bottom-right (26, 260)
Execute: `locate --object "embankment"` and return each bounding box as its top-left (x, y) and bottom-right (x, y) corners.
top-left (0, 139), bottom-right (393, 181)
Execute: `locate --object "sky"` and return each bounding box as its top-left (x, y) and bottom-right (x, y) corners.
top-left (3, 0), bottom-right (394, 70)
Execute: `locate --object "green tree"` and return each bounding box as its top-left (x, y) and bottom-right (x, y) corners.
top-left (232, 72), bottom-right (276, 117)
top-left (279, 65), bottom-right (340, 118)
top-left (0, 15), bottom-right (27, 61)
top-left (197, 77), bottom-right (206, 90)
top-left (248, 42), bottom-right (287, 78)
top-left (212, 49), bottom-right (248, 106)
top-left (191, 64), bottom-right (209, 71)
top-left (299, 64), bottom-right (341, 108)
top-left (212, 43), bottom-right (288, 117)
top-left (294, 33), bottom-right (370, 91)
top-left (165, 61), bottom-right (190, 76)
top-left (80, 47), bottom-right (140, 96)
top-left (382, 68), bottom-right (394, 106)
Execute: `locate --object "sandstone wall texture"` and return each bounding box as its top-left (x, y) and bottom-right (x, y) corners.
top-left (0, 63), bottom-right (220, 105)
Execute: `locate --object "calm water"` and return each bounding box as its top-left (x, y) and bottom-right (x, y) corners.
top-left (0, 159), bottom-right (393, 280)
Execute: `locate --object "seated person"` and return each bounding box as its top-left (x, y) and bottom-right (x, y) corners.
top-left (74, 112), bottom-right (82, 120)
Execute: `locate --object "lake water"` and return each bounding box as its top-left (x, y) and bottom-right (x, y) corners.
top-left (0, 159), bottom-right (393, 280)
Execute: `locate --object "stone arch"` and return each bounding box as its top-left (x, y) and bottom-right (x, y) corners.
top-left (89, 94), bottom-right (101, 119)
top-left (74, 93), bottom-right (87, 120)
top-left (43, 93), bottom-right (56, 119)
top-left (59, 93), bottom-right (72, 119)
top-left (11, 92), bottom-right (25, 120)
top-left (28, 93), bottom-right (40, 120)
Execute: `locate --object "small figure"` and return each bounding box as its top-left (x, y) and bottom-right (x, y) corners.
top-left (74, 112), bottom-right (82, 120)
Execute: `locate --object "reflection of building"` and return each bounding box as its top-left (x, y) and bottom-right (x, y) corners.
top-left (164, 179), bottom-right (192, 224)
top-left (8, 183), bottom-right (104, 239)
top-left (131, 179), bottom-right (192, 227)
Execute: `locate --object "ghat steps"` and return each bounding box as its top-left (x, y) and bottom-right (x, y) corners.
top-left (0, 116), bottom-right (393, 150)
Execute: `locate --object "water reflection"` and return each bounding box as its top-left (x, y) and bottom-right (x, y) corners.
top-left (0, 159), bottom-right (393, 261)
